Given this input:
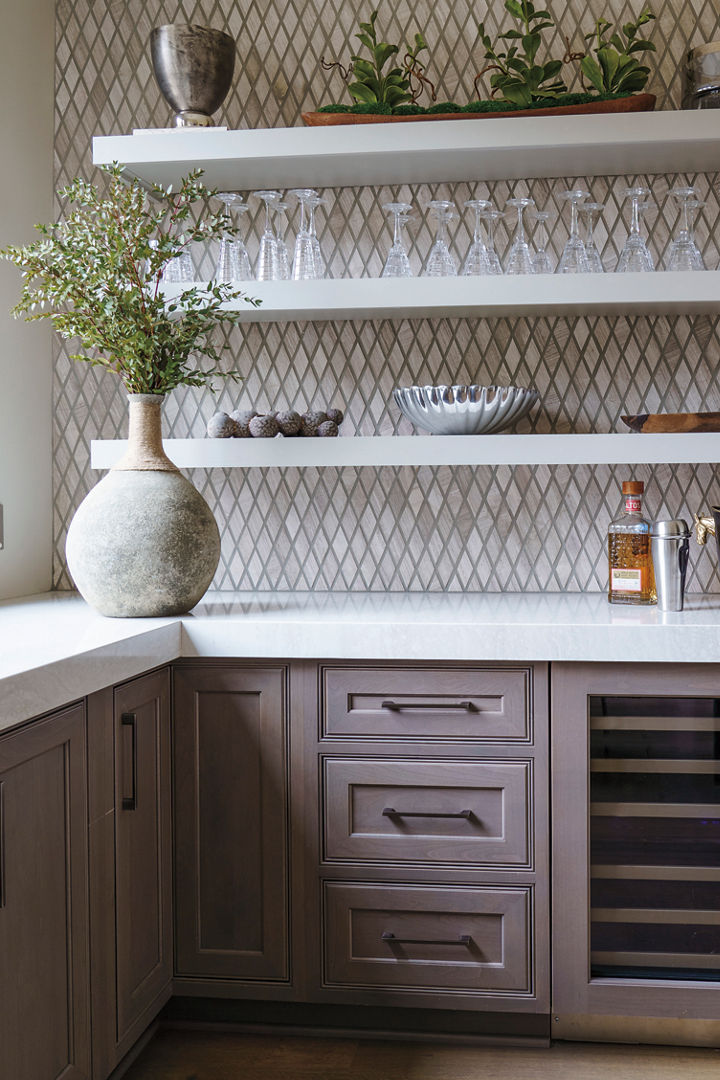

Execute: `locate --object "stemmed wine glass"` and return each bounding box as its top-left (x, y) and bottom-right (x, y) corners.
top-left (213, 193), bottom-right (252, 283)
top-left (462, 199), bottom-right (492, 275)
top-left (665, 186), bottom-right (706, 271)
top-left (579, 202), bottom-right (605, 273)
top-left (529, 209), bottom-right (555, 274)
top-left (504, 197), bottom-right (535, 274)
top-left (271, 198), bottom-right (291, 280)
top-left (617, 187), bottom-right (655, 272)
top-left (381, 202), bottom-right (414, 277)
top-left (557, 189), bottom-right (590, 273)
top-left (253, 189), bottom-right (283, 280)
top-left (423, 200), bottom-right (458, 276)
top-left (289, 188), bottom-right (322, 280)
top-left (479, 207), bottom-right (503, 274)
top-left (308, 194), bottom-right (327, 278)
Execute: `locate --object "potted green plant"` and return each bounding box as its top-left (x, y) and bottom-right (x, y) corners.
top-left (304, 4), bottom-right (656, 125)
top-left (1, 165), bottom-right (258, 618)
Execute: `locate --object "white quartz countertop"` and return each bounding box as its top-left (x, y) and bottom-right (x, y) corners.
top-left (2, 589), bottom-right (720, 734)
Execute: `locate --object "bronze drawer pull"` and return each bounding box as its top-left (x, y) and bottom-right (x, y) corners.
top-left (381, 699), bottom-right (476, 712)
top-left (382, 931), bottom-right (471, 946)
top-left (382, 807), bottom-right (473, 819)
top-left (121, 712), bottom-right (138, 811)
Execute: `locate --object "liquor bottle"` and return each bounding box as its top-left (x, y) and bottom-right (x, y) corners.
top-left (607, 480), bottom-right (657, 605)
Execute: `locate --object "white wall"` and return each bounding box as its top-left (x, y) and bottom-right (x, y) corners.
top-left (0, 0), bottom-right (55, 598)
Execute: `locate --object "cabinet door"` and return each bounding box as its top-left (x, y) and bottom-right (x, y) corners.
top-left (552, 662), bottom-right (720, 1047)
top-left (114, 669), bottom-right (173, 1037)
top-left (0, 703), bottom-right (90, 1080)
top-left (88, 669), bottom-right (172, 1079)
top-left (174, 664), bottom-right (290, 982)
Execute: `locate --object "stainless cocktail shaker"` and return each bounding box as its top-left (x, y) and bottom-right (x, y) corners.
top-left (650, 519), bottom-right (690, 611)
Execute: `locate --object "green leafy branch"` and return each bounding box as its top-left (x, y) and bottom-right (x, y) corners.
top-left (1, 165), bottom-right (259, 396)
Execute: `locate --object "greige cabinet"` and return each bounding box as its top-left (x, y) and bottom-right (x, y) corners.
top-left (552, 662), bottom-right (720, 1047)
top-left (0, 702), bottom-right (91, 1080)
top-left (306, 663), bottom-right (550, 1020)
top-left (88, 668), bottom-right (172, 1079)
top-left (173, 663), bottom-right (291, 991)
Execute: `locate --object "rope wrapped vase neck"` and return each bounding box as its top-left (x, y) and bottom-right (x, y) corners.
top-left (112, 394), bottom-right (178, 473)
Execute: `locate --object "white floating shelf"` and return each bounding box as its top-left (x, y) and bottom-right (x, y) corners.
top-left (160, 272), bottom-right (720, 323)
top-left (91, 432), bottom-right (720, 470)
top-left (93, 111), bottom-right (720, 190)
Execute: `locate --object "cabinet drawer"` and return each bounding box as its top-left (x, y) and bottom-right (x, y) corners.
top-left (322, 666), bottom-right (530, 742)
top-left (323, 757), bottom-right (531, 867)
top-left (324, 882), bottom-right (532, 994)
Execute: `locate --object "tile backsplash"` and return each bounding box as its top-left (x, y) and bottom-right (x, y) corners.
top-left (53, 0), bottom-right (720, 592)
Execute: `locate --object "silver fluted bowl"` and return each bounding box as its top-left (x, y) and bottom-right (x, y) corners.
top-left (393, 384), bottom-right (540, 435)
top-left (150, 24), bottom-right (236, 127)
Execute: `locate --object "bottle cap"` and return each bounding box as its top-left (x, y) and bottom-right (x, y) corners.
top-left (622, 480), bottom-right (644, 495)
top-left (650, 518), bottom-right (690, 538)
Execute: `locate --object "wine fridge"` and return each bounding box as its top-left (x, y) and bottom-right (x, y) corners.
top-left (552, 663), bottom-right (720, 1046)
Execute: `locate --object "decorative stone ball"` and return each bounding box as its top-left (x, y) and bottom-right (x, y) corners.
top-left (276, 409), bottom-right (302, 436)
top-left (301, 410), bottom-right (328, 437)
top-left (317, 420), bottom-right (339, 437)
top-left (249, 413), bottom-right (280, 438)
top-left (229, 408), bottom-right (257, 438)
top-left (207, 411), bottom-right (238, 438)
top-left (326, 408), bottom-right (344, 427)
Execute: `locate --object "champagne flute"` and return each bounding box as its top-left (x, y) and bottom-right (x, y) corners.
top-left (479, 206), bottom-right (503, 274)
top-left (289, 188), bottom-right (321, 280)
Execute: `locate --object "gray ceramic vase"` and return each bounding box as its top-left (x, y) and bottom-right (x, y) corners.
top-left (66, 394), bottom-right (220, 618)
top-left (150, 23), bottom-right (236, 127)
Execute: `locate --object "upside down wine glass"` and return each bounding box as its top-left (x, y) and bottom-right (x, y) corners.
top-left (272, 198), bottom-right (291, 280)
top-left (213, 193), bottom-right (252, 283)
top-left (504, 197), bottom-right (535, 274)
top-left (423, 200), bottom-right (458, 276)
top-left (308, 194), bottom-right (327, 278)
top-left (530, 209), bottom-right (554, 274)
top-left (290, 188), bottom-right (322, 280)
top-left (253, 189), bottom-right (283, 280)
top-left (479, 206), bottom-right (503, 274)
top-left (666, 186), bottom-right (706, 271)
top-left (462, 199), bottom-right (493, 275)
top-left (381, 202), bottom-right (414, 277)
top-left (617, 187), bottom-right (655, 272)
top-left (557, 189), bottom-right (590, 273)
top-left (579, 202), bottom-right (605, 273)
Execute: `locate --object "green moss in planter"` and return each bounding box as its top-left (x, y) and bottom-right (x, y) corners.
top-left (318, 103), bottom-right (352, 113)
top-left (393, 103), bottom-right (426, 115)
top-left (426, 101), bottom-right (463, 113)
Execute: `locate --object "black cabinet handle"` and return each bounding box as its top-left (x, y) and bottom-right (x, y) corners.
top-left (121, 712), bottom-right (137, 811)
top-left (0, 780), bottom-right (5, 909)
top-left (382, 807), bottom-right (473, 819)
top-left (381, 700), bottom-right (476, 712)
top-left (382, 931), bottom-right (471, 946)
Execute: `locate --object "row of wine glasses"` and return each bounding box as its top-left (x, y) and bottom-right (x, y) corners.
top-left (381, 185), bottom-right (708, 277)
top-left (162, 183), bottom-right (709, 285)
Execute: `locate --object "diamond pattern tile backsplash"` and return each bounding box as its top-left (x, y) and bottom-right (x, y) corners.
top-left (53, 0), bottom-right (720, 593)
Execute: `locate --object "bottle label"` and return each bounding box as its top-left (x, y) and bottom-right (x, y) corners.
top-left (624, 496), bottom-right (641, 513)
top-left (611, 567), bottom-right (643, 592)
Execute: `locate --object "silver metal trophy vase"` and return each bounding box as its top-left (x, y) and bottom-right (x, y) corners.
top-left (150, 24), bottom-right (236, 127)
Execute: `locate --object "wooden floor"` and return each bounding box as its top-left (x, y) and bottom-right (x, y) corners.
top-left (123, 1031), bottom-right (720, 1080)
